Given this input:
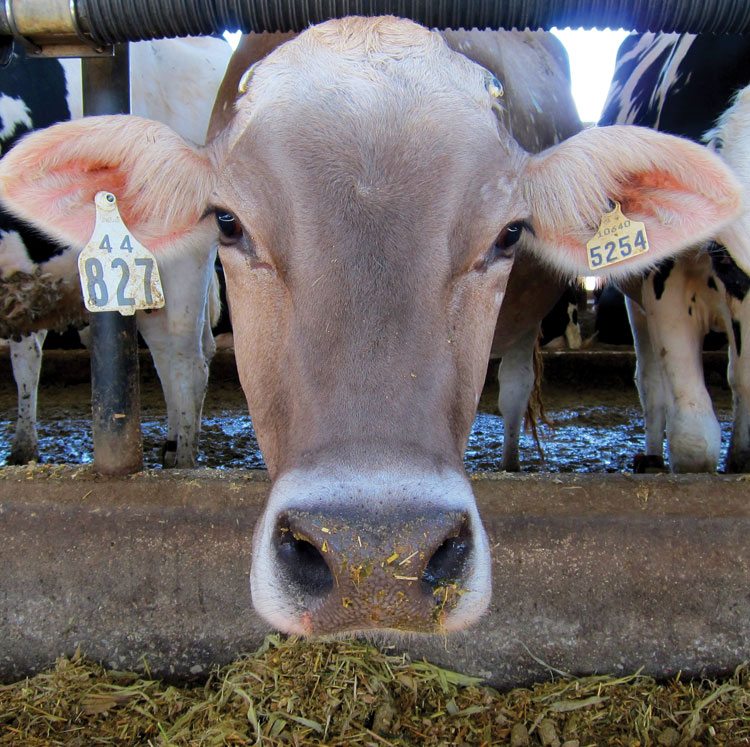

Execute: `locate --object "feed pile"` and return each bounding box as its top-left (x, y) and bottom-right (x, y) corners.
top-left (1, 636), bottom-right (748, 745)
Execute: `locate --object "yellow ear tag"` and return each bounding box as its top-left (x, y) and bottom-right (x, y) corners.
top-left (77, 191), bottom-right (165, 315)
top-left (586, 201), bottom-right (649, 271)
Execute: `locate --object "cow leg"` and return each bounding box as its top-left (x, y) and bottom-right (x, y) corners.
top-left (726, 298), bottom-right (750, 472)
top-left (8, 331), bottom-right (47, 464)
top-left (643, 264), bottom-right (720, 473)
top-left (137, 244), bottom-right (217, 468)
top-left (202, 268), bottom-right (220, 371)
top-left (137, 310), bottom-right (181, 467)
top-left (625, 295), bottom-right (667, 469)
top-left (497, 328), bottom-right (538, 472)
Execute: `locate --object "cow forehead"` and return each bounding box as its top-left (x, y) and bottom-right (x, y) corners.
top-left (213, 17), bottom-right (529, 282)
top-left (226, 16), bottom-right (501, 150)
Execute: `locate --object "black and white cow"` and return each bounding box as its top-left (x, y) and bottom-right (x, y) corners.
top-left (600, 33), bottom-right (750, 472)
top-left (540, 282), bottom-right (585, 350)
top-left (0, 47), bottom-right (82, 464)
top-left (0, 37), bottom-right (230, 466)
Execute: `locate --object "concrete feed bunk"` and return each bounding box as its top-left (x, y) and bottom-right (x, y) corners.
top-left (0, 467), bottom-right (747, 687)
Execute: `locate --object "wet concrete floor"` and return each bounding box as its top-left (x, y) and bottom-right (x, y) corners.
top-left (0, 350), bottom-right (734, 473)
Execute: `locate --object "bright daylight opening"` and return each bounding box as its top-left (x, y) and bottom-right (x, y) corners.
top-left (552, 27), bottom-right (630, 124)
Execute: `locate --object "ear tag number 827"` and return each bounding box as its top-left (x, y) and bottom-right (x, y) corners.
top-left (77, 191), bottom-right (165, 315)
top-left (586, 201), bottom-right (649, 271)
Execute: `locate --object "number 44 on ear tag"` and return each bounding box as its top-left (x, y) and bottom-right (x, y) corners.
top-left (586, 201), bottom-right (649, 271)
top-left (78, 191), bottom-right (165, 315)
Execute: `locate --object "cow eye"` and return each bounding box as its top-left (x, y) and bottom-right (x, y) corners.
top-left (215, 210), bottom-right (243, 242)
top-left (489, 222), bottom-right (525, 262)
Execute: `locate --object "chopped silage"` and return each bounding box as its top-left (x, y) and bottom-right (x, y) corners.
top-left (0, 636), bottom-right (748, 746)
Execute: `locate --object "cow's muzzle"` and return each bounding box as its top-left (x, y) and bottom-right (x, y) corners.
top-left (249, 469), bottom-right (491, 635)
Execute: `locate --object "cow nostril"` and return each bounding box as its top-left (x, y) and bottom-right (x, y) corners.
top-left (275, 521), bottom-right (333, 599)
top-left (421, 522), bottom-right (472, 591)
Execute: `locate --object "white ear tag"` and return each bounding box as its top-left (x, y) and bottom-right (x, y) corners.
top-left (586, 201), bottom-right (650, 271)
top-left (77, 191), bottom-right (165, 315)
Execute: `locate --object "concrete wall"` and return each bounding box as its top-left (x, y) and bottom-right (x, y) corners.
top-left (1, 466), bottom-right (748, 687)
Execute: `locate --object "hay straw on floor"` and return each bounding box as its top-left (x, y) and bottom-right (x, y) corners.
top-left (1, 636), bottom-right (748, 746)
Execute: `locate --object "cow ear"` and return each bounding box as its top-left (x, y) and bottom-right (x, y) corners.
top-left (0, 114), bottom-right (215, 251)
top-left (522, 125), bottom-right (742, 278)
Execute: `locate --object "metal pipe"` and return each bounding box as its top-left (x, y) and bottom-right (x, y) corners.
top-left (2, 0), bottom-right (750, 54)
top-left (82, 44), bottom-right (143, 476)
top-left (2, 0), bottom-right (109, 56)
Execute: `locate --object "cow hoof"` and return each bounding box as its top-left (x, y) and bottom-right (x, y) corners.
top-left (7, 442), bottom-right (38, 465)
top-left (161, 440), bottom-right (178, 468)
top-left (633, 453), bottom-right (667, 474)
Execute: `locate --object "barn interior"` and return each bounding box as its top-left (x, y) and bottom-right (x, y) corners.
top-left (0, 2), bottom-right (748, 743)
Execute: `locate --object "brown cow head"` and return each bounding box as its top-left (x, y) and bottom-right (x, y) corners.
top-left (0, 17), bottom-right (740, 636)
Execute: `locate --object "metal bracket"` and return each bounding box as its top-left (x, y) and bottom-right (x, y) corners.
top-left (2, 0), bottom-right (111, 58)
top-left (66, 0), bottom-right (111, 56)
top-left (4, 0), bottom-right (42, 54)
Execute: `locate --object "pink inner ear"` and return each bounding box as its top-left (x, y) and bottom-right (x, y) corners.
top-left (532, 164), bottom-right (737, 277)
top-left (631, 169), bottom-right (687, 192)
top-left (48, 168), bottom-right (128, 210)
top-left (619, 167), bottom-right (739, 246)
top-left (536, 229), bottom-right (582, 257)
top-left (0, 114), bottom-right (217, 252)
top-left (619, 169), bottom-right (704, 218)
top-left (3, 161), bottom-right (130, 247)
top-left (3, 158), bottom-right (192, 252)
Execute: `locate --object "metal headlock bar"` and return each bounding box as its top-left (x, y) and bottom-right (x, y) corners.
top-left (2, 0), bottom-right (750, 55)
top-left (81, 46), bottom-right (144, 476)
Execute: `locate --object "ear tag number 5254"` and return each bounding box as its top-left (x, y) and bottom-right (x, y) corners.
top-left (77, 191), bottom-right (165, 315)
top-left (586, 201), bottom-right (649, 271)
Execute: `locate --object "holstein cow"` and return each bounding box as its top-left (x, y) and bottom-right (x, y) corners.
top-left (0, 47), bottom-right (82, 464)
top-left (0, 37), bottom-right (230, 467)
top-left (540, 283), bottom-right (585, 350)
top-left (0, 17), bottom-right (739, 634)
top-left (600, 33), bottom-right (750, 472)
